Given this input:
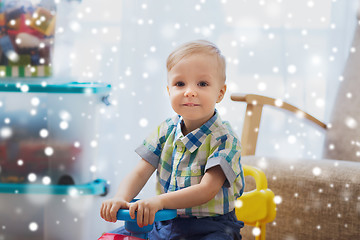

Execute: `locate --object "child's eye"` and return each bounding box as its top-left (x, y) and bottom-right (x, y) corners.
top-left (198, 81), bottom-right (208, 87)
top-left (175, 81), bottom-right (185, 87)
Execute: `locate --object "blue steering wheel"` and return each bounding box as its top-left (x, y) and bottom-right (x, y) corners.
top-left (116, 200), bottom-right (177, 239)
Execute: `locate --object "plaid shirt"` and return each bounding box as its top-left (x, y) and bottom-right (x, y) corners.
top-left (135, 111), bottom-right (244, 217)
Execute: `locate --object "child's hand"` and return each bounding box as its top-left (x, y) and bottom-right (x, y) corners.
top-left (100, 198), bottom-right (129, 223)
top-left (127, 197), bottom-right (164, 228)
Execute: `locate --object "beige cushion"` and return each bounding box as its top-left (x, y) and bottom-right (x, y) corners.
top-left (241, 156), bottom-right (360, 240)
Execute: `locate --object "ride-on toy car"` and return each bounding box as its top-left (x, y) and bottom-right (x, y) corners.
top-left (98, 164), bottom-right (277, 240)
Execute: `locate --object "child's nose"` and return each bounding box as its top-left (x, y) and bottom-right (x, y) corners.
top-left (184, 88), bottom-right (197, 97)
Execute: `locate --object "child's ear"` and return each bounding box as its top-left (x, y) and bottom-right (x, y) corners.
top-left (167, 85), bottom-right (170, 95)
top-left (216, 84), bottom-right (227, 103)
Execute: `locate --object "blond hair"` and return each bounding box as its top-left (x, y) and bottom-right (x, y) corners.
top-left (166, 40), bottom-right (226, 82)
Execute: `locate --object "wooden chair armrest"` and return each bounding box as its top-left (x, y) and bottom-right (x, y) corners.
top-left (231, 94), bottom-right (327, 129)
top-left (231, 93), bottom-right (327, 156)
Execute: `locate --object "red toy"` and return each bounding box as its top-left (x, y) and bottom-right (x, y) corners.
top-left (6, 14), bottom-right (44, 39)
top-left (98, 233), bottom-right (143, 240)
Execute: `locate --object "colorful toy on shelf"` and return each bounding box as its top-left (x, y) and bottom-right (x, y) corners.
top-left (0, 0), bottom-right (56, 77)
top-left (0, 143), bottom-right (6, 164)
top-left (6, 14), bottom-right (43, 38)
top-left (0, 140), bottom-right (81, 184)
top-left (0, 13), bottom-right (5, 33)
top-left (4, 5), bottom-right (26, 30)
top-left (8, 54), bottom-right (30, 66)
top-left (0, 65), bottom-right (51, 77)
top-left (29, 7), bottom-right (56, 36)
top-left (0, 12), bottom-right (4, 24)
top-left (0, 35), bottom-right (15, 54)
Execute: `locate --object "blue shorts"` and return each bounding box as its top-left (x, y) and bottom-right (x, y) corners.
top-left (109, 210), bottom-right (244, 240)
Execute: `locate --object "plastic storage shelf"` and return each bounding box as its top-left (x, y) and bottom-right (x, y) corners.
top-left (0, 82), bottom-right (111, 94)
top-left (0, 82), bottom-right (111, 196)
top-left (0, 178), bottom-right (108, 195)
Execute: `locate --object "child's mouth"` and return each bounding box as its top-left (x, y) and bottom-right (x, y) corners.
top-left (183, 103), bottom-right (200, 107)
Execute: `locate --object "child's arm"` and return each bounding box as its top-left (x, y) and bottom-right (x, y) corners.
top-left (100, 159), bottom-right (156, 223)
top-left (128, 165), bottom-right (226, 227)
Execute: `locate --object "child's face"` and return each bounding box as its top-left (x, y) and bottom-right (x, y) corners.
top-left (167, 53), bottom-right (226, 128)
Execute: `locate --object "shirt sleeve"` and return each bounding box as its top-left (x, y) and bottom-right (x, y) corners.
top-left (205, 134), bottom-right (243, 191)
top-left (135, 119), bottom-right (170, 168)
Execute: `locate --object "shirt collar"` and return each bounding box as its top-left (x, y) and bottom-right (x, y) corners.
top-left (174, 110), bottom-right (222, 153)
